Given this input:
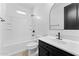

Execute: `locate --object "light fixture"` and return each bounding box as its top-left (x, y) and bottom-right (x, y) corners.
top-left (16, 10), bottom-right (26, 15)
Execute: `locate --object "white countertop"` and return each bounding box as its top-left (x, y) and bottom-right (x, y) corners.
top-left (38, 35), bottom-right (79, 56)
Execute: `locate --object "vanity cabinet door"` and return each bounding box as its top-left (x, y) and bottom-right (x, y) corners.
top-left (39, 46), bottom-right (49, 56)
top-left (39, 40), bottom-right (49, 56)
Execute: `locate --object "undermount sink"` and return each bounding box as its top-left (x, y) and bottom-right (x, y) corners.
top-left (51, 38), bottom-right (67, 45)
top-left (47, 36), bottom-right (69, 44)
top-left (56, 39), bottom-right (67, 44)
top-left (48, 36), bottom-right (79, 45)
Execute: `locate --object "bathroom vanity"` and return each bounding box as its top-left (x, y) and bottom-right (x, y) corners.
top-left (39, 40), bottom-right (74, 56)
top-left (38, 36), bottom-right (79, 56)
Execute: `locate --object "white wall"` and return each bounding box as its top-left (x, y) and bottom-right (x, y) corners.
top-left (2, 3), bottom-right (34, 47)
top-left (33, 3), bottom-right (53, 36)
top-left (0, 3), bottom-right (6, 55)
top-left (49, 3), bottom-right (79, 41)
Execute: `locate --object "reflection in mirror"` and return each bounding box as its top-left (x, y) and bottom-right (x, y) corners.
top-left (49, 3), bottom-right (70, 30)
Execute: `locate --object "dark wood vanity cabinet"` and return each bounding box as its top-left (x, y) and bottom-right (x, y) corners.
top-left (39, 40), bottom-right (74, 56)
top-left (64, 3), bottom-right (79, 30)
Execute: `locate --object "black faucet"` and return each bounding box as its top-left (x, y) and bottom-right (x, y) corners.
top-left (56, 32), bottom-right (62, 40)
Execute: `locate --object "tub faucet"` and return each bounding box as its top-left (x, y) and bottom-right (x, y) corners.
top-left (56, 32), bottom-right (62, 40)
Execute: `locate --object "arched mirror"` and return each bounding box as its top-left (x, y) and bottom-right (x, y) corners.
top-left (49, 3), bottom-right (71, 30)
